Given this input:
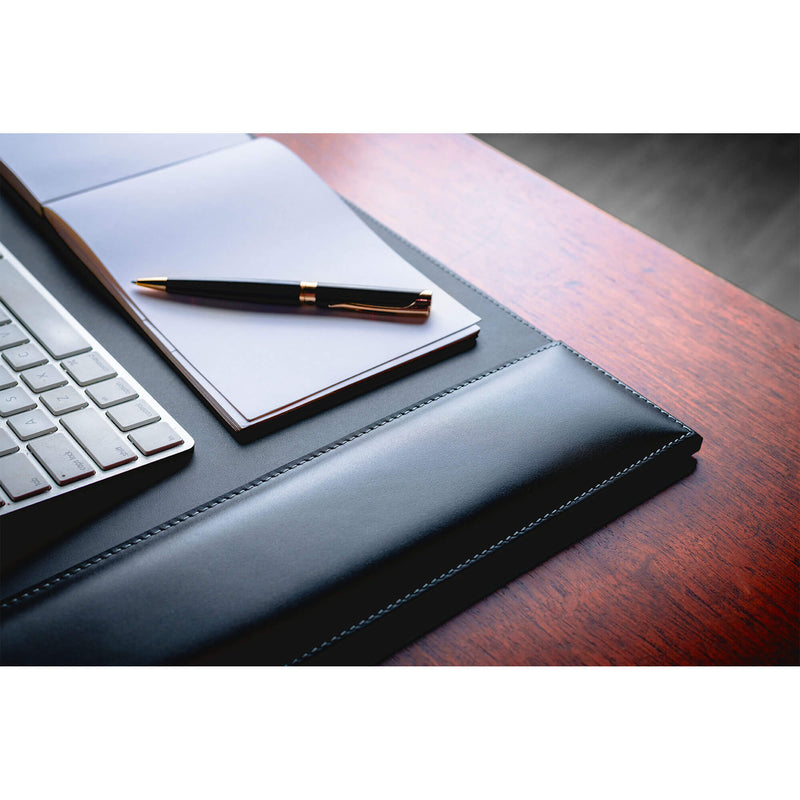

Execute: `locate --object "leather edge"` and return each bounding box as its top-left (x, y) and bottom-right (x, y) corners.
top-left (1, 340), bottom-right (701, 623)
top-left (0, 342), bottom-right (562, 612)
top-left (345, 199), bottom-right (554, 344)
top-left (289, 432), bottom-right (700, 664)
top-left (286, 344), bottom-right (702, 664)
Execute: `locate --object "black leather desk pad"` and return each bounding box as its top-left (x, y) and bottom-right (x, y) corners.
top-left (0, 185), bottom-right (549, 599)
top-left (2, 341), bottom-right (700, 665)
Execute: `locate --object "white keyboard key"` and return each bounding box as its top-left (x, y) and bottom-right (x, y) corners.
top-left (0, 245), bottom-right (194, 516)
top-left (0, 262), bottom-right (90, 358)
top-left (3, 342), bottom-right (48, 371)
top-left (128, 421), bottom-right (184, 455)
top-left (107, 399), bottom-right (160, 431)
top-left (0, 386), bottom-right (37, 417)
top-left (0, 364), bottom-right (17, 389)
top-left (29, 433), bottom-right (96, 486)
top-left (0, 428), bottom-right (20, 456)
top-left (21, 363), bottom-right (67, 392)
top-left (0, 452), bottom-right (51, 500)
top-left (86, 377), bottom-right (138, 408)
top-left (61, 408), bottom-right (138, 469)
top-left (40, 385), bottom-right (88, 415)
top-left (62, 351), bottom-right (117, 386)
top-left (7, 409), bottom-right (58, 440)
top-left (0, 324), bottom-right (29, 350)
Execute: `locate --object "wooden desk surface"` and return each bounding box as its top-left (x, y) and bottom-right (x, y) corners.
top-left (268, 134), bottom-right (799, 666)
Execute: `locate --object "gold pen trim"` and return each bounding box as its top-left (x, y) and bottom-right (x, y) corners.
top-left (299, 281), bottom-right (317, 305)
top-left (133, 278), bottom-right (168, 291)
top-left (329, 290), bottom-right (432, 318)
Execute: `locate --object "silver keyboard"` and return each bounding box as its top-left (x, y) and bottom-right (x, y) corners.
top-left (0, 242), bottom-right (194, 517)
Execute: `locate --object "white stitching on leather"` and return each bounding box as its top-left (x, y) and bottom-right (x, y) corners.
top-left (2, 341), bottom-right (699, 667)
top-left (1, 342), bottom-right (561, 610)
top-left (288, 345), bottom-right (698, 662)
top-left (288, 428), bottom-right (695, 664)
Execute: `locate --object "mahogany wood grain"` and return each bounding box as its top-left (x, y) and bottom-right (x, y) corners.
top-left (264, 134), bottom-right (799, 665)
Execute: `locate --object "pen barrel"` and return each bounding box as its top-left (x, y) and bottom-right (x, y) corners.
top-left (166, 279), bottom-right (302, 306)
top-left (315, 284), bottom-right (425, 309)
top-left (155, 279), bottom-right (430, 316)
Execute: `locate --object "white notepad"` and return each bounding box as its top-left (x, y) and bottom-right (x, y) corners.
top-left (0, 135), bottom-right (480, 433)
top-left (0, 133), bottom-right (251, 206)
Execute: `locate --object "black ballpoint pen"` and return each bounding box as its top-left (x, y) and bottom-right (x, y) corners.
top-left (132, 277), bottom-right (432, 318)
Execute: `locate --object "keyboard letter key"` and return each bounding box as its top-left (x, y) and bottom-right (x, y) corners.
top-left (40, 385), bottom-right (88, 415)
top-left (7, 408), bottom-right (58, 440)
top-left (21, 363), bottom-right (68, 393)
top-left (2, 342), bottom-right (48, 371)
top-left (0, 386), bottom-right (37, 417)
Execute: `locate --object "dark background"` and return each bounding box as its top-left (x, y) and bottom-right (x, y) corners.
top-left (475, 134), bottom-right (799, 320)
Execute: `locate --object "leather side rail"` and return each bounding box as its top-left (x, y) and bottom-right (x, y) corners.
top-left (0, 342), bottom-right (701, 665)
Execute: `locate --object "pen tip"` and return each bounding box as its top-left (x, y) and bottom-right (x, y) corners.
top-left (132, 278), bottom-right (168, 290)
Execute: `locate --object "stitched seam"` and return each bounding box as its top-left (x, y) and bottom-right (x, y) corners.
top-left (1, 199), bottom-right (546, 611)
top-left (1, 341), bottom-right (561, 610)
top-left (559, 343), bottom-right (692, 434)
top-left (346, 200), bottom-right (554, 343)
top-left (287, 428), bottom-right (695, 665)
top-left (351, 206), bottom-right (689, 436)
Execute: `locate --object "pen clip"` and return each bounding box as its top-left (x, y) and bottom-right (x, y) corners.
top-left (328, 290), bottom-right (432, 318)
